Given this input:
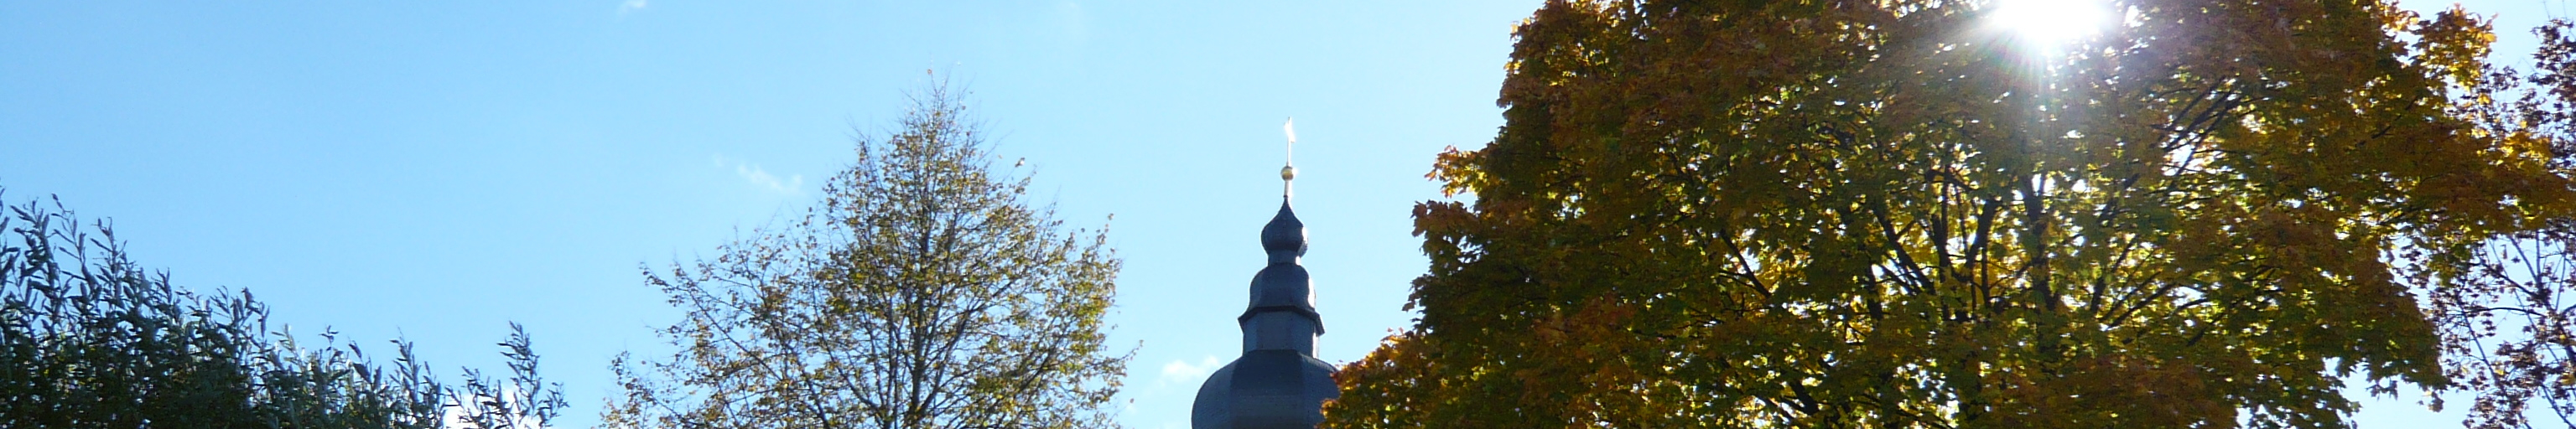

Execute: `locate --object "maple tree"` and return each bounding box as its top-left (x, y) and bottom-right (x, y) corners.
top-left (2426, 18), bottom-right (2576, 429)
top-left (1326, 1), bottom-right (2574, 428)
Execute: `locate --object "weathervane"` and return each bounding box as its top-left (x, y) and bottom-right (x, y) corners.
top-left (1282, 117), bottom-right (1298, 198)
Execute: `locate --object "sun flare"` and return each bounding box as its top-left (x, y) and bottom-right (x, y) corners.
top-left (1991, 0), bottom-right (2111, 54)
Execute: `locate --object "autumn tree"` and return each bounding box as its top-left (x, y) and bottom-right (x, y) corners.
top-left (605, 84), bottom-right (1130, 429)
top-left (0, 190), bottom-right (567, 429)
top-left (2434, 215), bottom-right (2576, 429)
top-left (2425, 18), bottom-right (2576, 429)
top-left (1327, 1), bottom-right (2571, 428)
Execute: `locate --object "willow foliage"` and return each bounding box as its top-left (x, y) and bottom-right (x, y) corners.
top-left (0, 191), bottom-right (565, 429)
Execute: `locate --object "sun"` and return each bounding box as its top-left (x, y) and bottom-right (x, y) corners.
top-left (1990, 0), bottom-right (2111, 55)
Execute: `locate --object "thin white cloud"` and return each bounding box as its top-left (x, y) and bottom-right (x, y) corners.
top-left (1158, 355), bottom-right (1223, 387)
top-left (714, 155), bottom-right (802, 196)
top-left (618, 0), bottom-right (648, 15)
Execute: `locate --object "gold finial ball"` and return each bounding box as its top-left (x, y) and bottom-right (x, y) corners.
top-left (1280, 165), bottom-right (1297, 181)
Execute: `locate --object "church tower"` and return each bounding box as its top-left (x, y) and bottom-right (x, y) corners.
top-left (1192, 122), bottom-right (1337, 429)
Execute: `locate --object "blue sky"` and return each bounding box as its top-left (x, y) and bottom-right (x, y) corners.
top-left (0, 1), bottom-right (2556, 428)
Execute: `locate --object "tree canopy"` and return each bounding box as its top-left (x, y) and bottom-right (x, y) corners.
top-left (605, 84), bottom-right (1131, 429)
top-left (1326, 0), bottom-right (2574, 427)
top-left (2422, 17), bottom-right (2576, 429)
top-left (0, 191), bottom-right (566, 429)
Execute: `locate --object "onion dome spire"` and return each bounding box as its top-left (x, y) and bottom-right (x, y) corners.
top-left (1245, 116), bottom-right (1317, 332)
top-left (1190, 119), bottom-right (1338, 429)
top-left (1243, 199), bottom-right (1318, 331)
